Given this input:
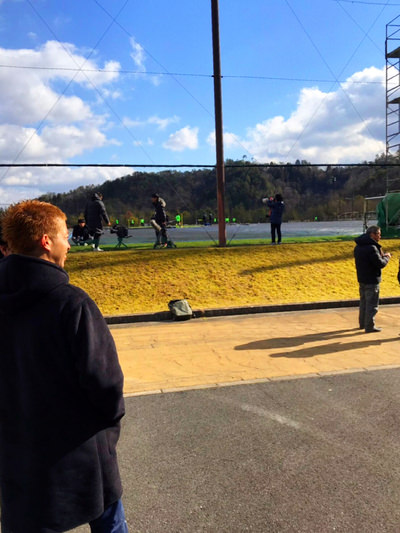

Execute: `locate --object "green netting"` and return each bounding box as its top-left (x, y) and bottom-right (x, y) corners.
top-left (376, 193), bottom-right (400, 237)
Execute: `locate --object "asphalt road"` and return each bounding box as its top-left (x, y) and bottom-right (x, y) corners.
top-left (72, 367), bottom-right (400, 532)
top-left (91, 220), bottom-right (364, 246)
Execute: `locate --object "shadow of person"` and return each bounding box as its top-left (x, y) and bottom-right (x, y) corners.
top-left (235, 328), bottom-right (363, 351)
top-left (268, 337), bottom-right (399, 359)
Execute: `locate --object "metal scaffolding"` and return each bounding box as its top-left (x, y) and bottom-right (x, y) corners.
top-left (386, 15), bottom-right (400, 157)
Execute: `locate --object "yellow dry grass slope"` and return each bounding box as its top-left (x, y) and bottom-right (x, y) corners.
top-left (65, 240), bottom-right (400, 316)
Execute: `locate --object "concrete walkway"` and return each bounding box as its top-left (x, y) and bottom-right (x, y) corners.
top-left (67, 304), bottom-right (400, 532)
top-left (111, 304), bottom-right (400, 396)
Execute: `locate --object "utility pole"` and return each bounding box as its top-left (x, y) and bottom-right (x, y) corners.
top-left (211, 0), bottom-right (226, 246)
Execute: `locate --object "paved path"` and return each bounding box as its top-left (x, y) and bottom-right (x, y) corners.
top-left (67, 305), bottom-right (400, 532)
top-left (111, 305), bottom-right (400, 396)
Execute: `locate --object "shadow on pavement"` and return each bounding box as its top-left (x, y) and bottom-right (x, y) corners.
top-left (235, 328), bottom-right (363, 351)
top-left (269, 337), bottom-right (400, 358)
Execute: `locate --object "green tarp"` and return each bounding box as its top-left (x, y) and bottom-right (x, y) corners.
top-left (376, 193), bottom-right (400, 237)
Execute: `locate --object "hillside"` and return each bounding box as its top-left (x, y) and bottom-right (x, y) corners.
top-left (38, 155), bottom-right (400, 226)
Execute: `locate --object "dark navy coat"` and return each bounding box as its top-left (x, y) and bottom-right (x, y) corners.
top-left (0, 255), bottom-right (125, 532)
top-left (354, 233), bottom-right (389, 284)
top-left (267, 199), bottom-right (285, 224)
top-left (153, 197), bottom-right (167, 226)
top-left (84, 193), bottom-right (110, 234)
top-left (72, 223), bottom-right (90, 242)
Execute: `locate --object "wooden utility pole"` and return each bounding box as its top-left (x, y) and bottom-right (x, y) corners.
top-left (211, 0), bottom-right (226, 246)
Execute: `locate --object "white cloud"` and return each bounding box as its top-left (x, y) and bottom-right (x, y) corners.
top-left (129, 36), bottom-right (161, 86)
top-left (148, 115), bottom-right (179, 130)
top-left (0, 40), bottom-right (125, 203)
top-left (40, 125), bottom-right (108, 158)
top-left (100, 88), bottom-right (122, 100)
top-left (123, 115), bottom-right (179, 130)
top-left (0, 166), bottom-right (135, 205)
top-left (163, 126), bottom-right (199, 152)
top-left (0, 54), bottom-right (388, 205)
top-left (123, 117), bottom-right (145, 128)
top-left (207, 131), bottom-right (241, 148)
top-left (0, 122), bottom-right (111, 163)
top-left (0, 184), bottom-right (45, 206)
top-left (224, 66), bottom-right (386, 164)
top-left (0, 41), bottom-right (120, 125)
top-left (129, 37), bottom-right (146, 70)
top-left (133, 138), bottom-right (154, 147)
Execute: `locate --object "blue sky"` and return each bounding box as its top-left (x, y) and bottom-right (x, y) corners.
top-left (0, 0), bottom-right (400, 204)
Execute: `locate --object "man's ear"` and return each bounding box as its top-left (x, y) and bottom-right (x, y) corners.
top-left (40, 233), bottom-right (52, 251)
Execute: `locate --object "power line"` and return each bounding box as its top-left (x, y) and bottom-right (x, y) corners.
top-left (0, 0), bottom-right (154, 186)
top-left (333, 0), bottom-right (400, 5)
top-left (336, 1), bottom-right (384, 55)
top-left (283, 0), bottom-right (386, 159)
top-left (93, 0), bottom-right (214, 120)
top-left (1, 2), bottom-right (393, 189)
top-left (0, 64), bottom-right (384, 84)
top-left (1, 162), bottom-right (399, 168)
top-left (223, 75), bottom-right (382, 84)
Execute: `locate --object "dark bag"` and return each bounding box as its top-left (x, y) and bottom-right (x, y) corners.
top-left (168, 299), bottom-right (193, 321)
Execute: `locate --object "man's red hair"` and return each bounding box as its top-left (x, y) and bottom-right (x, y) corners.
top-left (2, 200), bottom-right (66, 254)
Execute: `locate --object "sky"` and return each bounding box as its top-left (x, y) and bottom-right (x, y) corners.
top-left (0, 0), bottom-right (400, 204)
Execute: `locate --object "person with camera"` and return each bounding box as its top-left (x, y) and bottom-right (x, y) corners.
top-left (262, 193), bottom-right (285, 244)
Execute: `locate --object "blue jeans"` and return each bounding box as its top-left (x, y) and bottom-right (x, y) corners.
top-left (89, 499), bottom-right (129, 533)
top-left (1, 501), bottom-right (128, 533)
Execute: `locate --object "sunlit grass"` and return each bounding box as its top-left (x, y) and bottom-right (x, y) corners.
top-left (65, 238), bottom-right (400, 316)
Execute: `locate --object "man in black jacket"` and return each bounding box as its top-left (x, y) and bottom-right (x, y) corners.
top-left (354, 225), bottom-right (391, 333)
top-left (0, 200), bottom-right (128, 532)
top-left (71, 218), bottom-right (91, 246)
top-left (151, 193), bottom-right (168, 247)
top-left (84, 192), bottom-right (111, 251)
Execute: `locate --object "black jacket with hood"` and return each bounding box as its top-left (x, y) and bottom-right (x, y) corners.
top-left (84, 192), bottom-right (110, 233)
top-left (354, 233), bottom-right (389, 284)
top-left (0, 254), bottom-right (125, 533)
top-left (266, 199), bottom-right (285, 224)
top-left (152, 197), bottom-right (167, 226)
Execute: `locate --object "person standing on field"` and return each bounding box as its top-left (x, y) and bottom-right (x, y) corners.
top-left (354, 225), bottom-right (391, 333)
top-left (0, 200), bottom-right (128, 533)
top-left (262, 193), bottom-right (285, 244)
top-left (151, 193), bottom-right (169, 247)
top-left (84, 191), bottom-right (111, 251)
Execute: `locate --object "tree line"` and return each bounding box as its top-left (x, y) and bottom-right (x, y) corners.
top-left (36, 154), bottom-right (400, 226)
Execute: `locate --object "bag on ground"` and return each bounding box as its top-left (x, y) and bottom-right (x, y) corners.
top-left (168, 299), bottom-right (193, 321)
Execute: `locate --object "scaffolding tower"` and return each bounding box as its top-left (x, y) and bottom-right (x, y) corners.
top-left (379, 15), bottom-right (400, 236)
top-left (386, 15), bottom-right (400, 158)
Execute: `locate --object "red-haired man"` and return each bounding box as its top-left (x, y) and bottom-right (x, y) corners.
top-left (0, 200), bottom-right (128, 532)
